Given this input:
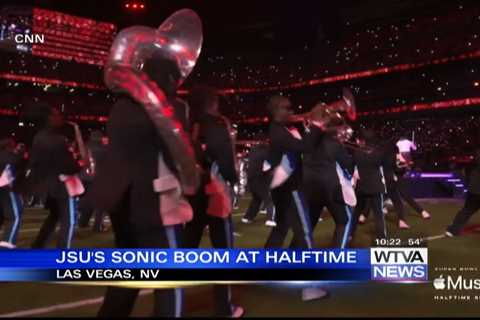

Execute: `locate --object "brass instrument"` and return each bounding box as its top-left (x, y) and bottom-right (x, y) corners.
top-left (289, 88), bottom-right (373, 152)
top-left (68, 121), bottom-right (95, 176)
top-left (104, 9), bottom-right (203, 194)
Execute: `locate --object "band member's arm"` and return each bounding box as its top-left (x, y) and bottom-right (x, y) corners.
top-left (209, 146), bottom-right (237, 185)
top-left (334, 143), bottom-right (354, 175)
top-left (56, 140), bottom-right (82, 175)
top-left (271, 124), bottom-right (322, 154)
top-left (203, 127), bottom-right (238, 185)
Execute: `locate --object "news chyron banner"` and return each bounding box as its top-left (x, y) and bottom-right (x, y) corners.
top-left (0, 247), bottom-right (428, 285)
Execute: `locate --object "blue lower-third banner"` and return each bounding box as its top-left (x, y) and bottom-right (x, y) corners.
top-left (0, 248), bottom-right (428, 282)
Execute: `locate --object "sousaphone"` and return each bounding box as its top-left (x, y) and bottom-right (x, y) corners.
top-left (104, 9), bottom-right (203, 194)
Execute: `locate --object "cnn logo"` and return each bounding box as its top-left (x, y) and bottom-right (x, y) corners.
top-left (14, 34), bottom-right (45, 44)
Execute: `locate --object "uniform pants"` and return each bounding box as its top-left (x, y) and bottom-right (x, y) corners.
top-left (185, 189), bottom-right (235, 317)
top-left (397, 176), bottom-right (424, 214)
top-left (78, 207), bottom-right (105, 231)
top-left (386, 181), bottom-right (408, 221)
top-left (243, 177), bottom-right (275, 222)
top-left (31, 196), bottom-right (76, 248)
top-left (364, 182), bottom-right (406, 221)
top-left (447, 192), bottom-right (480, 235)
top-left (352, 191), bottom-right (387, 240)
top-left (0, 188), bottom-right (22, 245)
top-left (264, 184), bottom-right (313, 249)
top-left (98, 194), bottom-right (183, 318)
top-left (294, 176), bottom-right (352, 248)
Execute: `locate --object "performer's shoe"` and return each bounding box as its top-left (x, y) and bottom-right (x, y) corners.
top-left (445, 227), bottom-right (459, 237)
top-left (265, 220), bottom-right (277, 227)
top-left (302, 287), bottom-right (329, 301)
top-left (241, 218), bottom-right (253, 224)
top-left (421, 210), bottom-right (431, 219)
top-left (358, 214), bottom-right (366, 224)
top-left (259, 209), bottom-right (267, 214)
top-left (230, 305), bottom-right (245, 318)
top-left (398, 220), bottom-right (410, 229)
top-left (384, 198), bottom-right (393, 207)
top-left (0, 241), bottom-right (16, 249)
top-left (445, 231), bottom-right (455, 238)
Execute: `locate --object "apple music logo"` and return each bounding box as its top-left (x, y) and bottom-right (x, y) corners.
top-left (433, 275), bottom-right (480, 290)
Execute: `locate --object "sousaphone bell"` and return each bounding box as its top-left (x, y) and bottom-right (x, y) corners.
top-left (104, 9), bottom-right (203, 194)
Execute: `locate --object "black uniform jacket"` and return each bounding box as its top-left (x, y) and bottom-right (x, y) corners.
top-left (302, 134), bottom-right (353, 203)
top-left (353, 148), bottom-right (387, 195)
top-left (193, 114), bottom-right (238, 185)
top-left (247, 144), bottom-right (270, 181)
top-left (27, 128), bottom-right (81, 198)
top-left (83, 96), bottom-right (188, 228)
top-left (268, 121), bottom-right (322, 191)
top-left (380, 143), bottom-right (400, 188)
top-left (303, 134), bottom-right (353, 183)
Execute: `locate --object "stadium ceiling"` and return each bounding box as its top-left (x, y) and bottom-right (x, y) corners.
top-left (0, 0), bottom-right (469, 54)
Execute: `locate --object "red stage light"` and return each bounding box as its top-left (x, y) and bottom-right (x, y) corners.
top-left (132, 4), bottom-right (138, 9)
top-left (474, 81), bottom-right (479, 87)
top-left (140, 4), bottom-right (145, 9)
top-left (125, 3), bottom-right (129, 8)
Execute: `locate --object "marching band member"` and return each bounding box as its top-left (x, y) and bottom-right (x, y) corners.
top-left (263, 95), bottom-right (327, 301)
top-left (350, 129), bottom-right (388, 242)
top-left (298, 116), bottom-right (354, 248)
top-left (379, 143), bottom-right (411, 229)
top-left (87, 55), bottom-right (192, 318)
top-left (446, 146), bottom-right (480, 237)
top-left (395, 138), bottom-right (431, 220)
top-left (264, 96), bottom-right (322, 248)
top-left (86, 10), bottom-right (203, 316)
top-left (0, 138), bottom-right (27, 248)
top-left (241, 143), bottom-right (276, 226)
top-left (358, 141), bottom-right (431, 226)
top-left (356, 143), bottom-right (410, 228)
top-left (83, 9), bottom-right (203, 317)
top-left (28, 105), bottom-right (83, 249)
top-left (186, 86), bottom-right (244, 318)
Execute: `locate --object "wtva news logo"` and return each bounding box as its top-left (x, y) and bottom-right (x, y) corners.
top-left (371, 247), bottom-right (428, 282)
